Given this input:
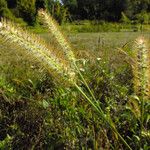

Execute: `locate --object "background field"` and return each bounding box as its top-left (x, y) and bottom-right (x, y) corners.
top-left (41, 31), bottom-right (150, 49)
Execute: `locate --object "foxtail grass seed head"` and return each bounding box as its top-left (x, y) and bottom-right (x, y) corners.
top-left (38, 10), bottom-right (75, 63)
top-left (0, 19), bottom-right (76, 84)
top-left (133, 37), bottom-right (150, 99)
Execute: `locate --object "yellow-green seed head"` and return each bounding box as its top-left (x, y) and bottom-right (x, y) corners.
top-left (0, 19), bottom-right (76, 84)
top-left (132, 37), bottom-right (150, 99)
top-left (38, 9), bottom-right (75, 63)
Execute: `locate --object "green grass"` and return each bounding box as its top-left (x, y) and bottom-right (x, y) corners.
top-left (0, 31), bottom-right (150, 149)
top-left (41, 32), bottom-right (150, 51)
top-left (61, 22), bottom-right (150, 33)
top-left (73, 32), bottom-right (149, 50)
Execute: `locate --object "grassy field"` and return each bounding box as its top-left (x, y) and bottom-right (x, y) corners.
top-left (42, 31), bottom-right (150, 50)
top-left (0, 30), bottom-right (150, 149)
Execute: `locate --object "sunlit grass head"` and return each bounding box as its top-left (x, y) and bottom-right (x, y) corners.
top-left (0, 18), bottom-right (76, 84)
top-left (132, 37), bottom-right (150, 99)
top-left (38, 9), bottom-right (75, 63)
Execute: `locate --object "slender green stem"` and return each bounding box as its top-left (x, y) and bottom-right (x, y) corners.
top-left (74, 83), bottom-right (102, 114)
top-left (74, 83), bottom-right (132, 150)
top-left (73, 61), bottom-right (102, 111)
top-left (73, 60), bottom-right (132, 149)
top-left (141, 98), bottom-right (144, 130)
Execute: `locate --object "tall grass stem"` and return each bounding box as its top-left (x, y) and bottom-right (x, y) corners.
top-left (74, 83), bottom-right (132, 150)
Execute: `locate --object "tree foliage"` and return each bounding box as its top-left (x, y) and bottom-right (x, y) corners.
top-left (46, 0), bottom-right (69, 24)
top-left (63, 0), bottom-right (150, 22)
top-left (16, 0), bottom-right (36, 25)
top-left (0, 0), bottom-right (14, 19)
top-left (0, 0), bottom-right (150, 25)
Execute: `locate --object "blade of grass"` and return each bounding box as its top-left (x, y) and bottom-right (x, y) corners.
top-left (74, 83), bottom-right (132, 150)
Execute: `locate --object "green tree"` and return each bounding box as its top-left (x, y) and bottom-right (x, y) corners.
top-left (120, 12), bottom-right (131, 24)
top-left (76, 0), bottom-right (99, 20)
top-left (0, 0), bottom-right (7, 17)
top-left (62, 0), bottom-right (150, 21)
top-left (62, 0), bottom-right (78, 19)
top-left (135, 11), bottom-right (150, 24)
top-left (16, 0), bottom-right (36, 25)
top-left (35, 0), bottom-right (45, 9)
top-left (0, 0), bottom-right (7, 8)
top-left (45, 0), bottom-right (68, 24)
top-left (6, 0), bottom-right (17, 8)
top-left (0, 0), bottom-right (14, 19)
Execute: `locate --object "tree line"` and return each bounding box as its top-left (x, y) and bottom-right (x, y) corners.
top-left (0, 0), bottom-right (150, 25)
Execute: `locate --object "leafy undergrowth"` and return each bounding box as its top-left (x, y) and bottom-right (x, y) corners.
top-left (0, 34), bottom-right (150, 150)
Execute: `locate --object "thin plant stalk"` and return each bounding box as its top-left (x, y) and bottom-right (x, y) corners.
top-left (74, 83), bottom-right (102, 114)
top-left (141, 98), bottom-right (144, 130)
top-left (73, 61), bottom-right (102, 111)
top-left (74, 83), bottom-right (132, 150)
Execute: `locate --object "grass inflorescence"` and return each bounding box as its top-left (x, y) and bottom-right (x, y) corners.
top-left (0, 18), bottom-right (76, 84)
top-left (132, 37), bottom-right (150, 99)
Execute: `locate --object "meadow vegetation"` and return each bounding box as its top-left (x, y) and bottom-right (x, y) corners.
top-left (0, 9), bottom-right (150, 150)
top-left (61, 21), bottom-right (150, 33)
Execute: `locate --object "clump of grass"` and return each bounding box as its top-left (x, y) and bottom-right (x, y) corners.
top-left (0, 11), bottom-right (132, 150)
